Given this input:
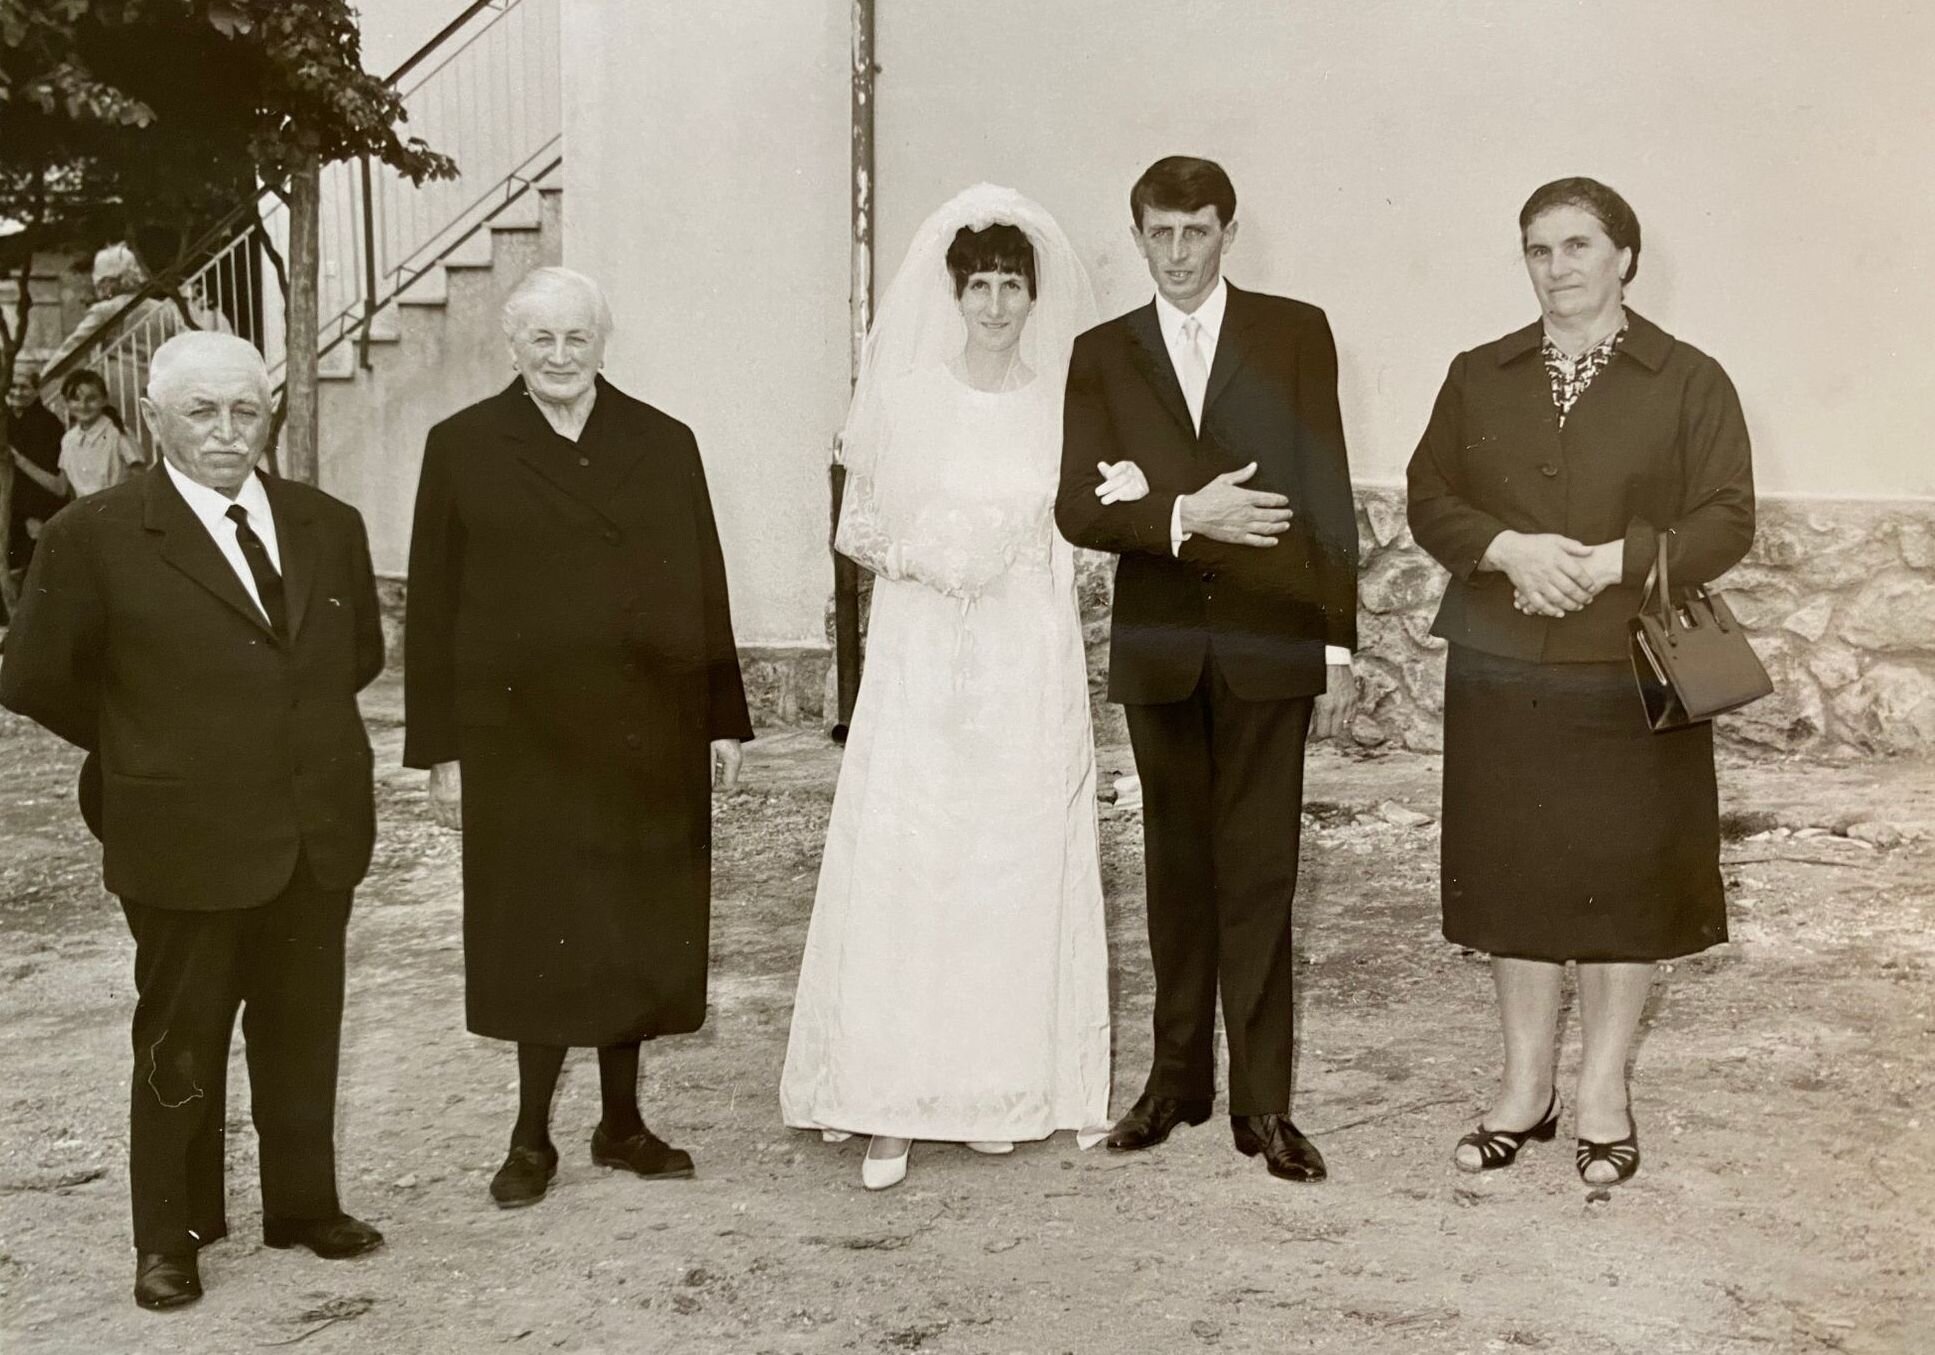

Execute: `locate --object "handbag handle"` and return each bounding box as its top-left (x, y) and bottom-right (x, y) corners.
top-left (1642, 532), bottom-right (1679, 636)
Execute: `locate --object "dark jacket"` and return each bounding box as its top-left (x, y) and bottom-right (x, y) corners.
top-left (402, 378), bottom-right (752, 770)
top-left (1056, 284), bottom-right (1358, 704)
top-left (6, 398), bottom-right (68, 571)
top-left (1406, 311), bottom-right (1755, 662)
top-left (0, 467), bottom-right (383, 909)
top-left (400, 378), bottom-right (752, 1044)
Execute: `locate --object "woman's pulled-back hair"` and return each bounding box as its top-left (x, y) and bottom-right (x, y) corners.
top-left (1519, 177), bottom-right (1642, 284)
top-left (945, 222), bottom-right (1037, 298)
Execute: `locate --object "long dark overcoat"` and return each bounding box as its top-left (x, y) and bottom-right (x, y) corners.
top-left (403, 378), bottom-right (753, 1046)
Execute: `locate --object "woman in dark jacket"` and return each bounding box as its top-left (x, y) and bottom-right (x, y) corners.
top-left (1407, 178), bottom-right (1754, 1186)
top-left (404, 267), bottom-right (753, 1208)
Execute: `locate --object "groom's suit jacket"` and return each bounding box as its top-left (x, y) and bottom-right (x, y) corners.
top-left (1056, 283), bottom-right (1358, 705)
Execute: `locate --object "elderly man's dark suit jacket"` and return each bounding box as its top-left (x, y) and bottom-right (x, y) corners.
top-left (1056, 283), bottom-right (1358, 704)
top-left (0, 466), bottom-right (384, 908)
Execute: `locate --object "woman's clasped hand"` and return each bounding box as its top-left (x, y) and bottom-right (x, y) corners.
top-left (1483, 530), bottom-right (1622, 618)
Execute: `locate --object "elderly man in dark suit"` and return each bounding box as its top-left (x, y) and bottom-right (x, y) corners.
top-left (0, 332), bottom-right (386, 1310)
top-left (1056, 157), bottom-right (1358, 1183)
top-left (405, 266), bottom-right (752, 1210)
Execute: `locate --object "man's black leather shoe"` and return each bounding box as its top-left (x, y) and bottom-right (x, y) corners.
top-left (489, 1143), bottom-right (560, 1208)
top-left (261, 1212), bottom-right (385, 1258)
top-left (134, 1251), bottom-right (202, 1310)
top-left (591, 1123), bottom-right (695, 1179)
top-left (1233, 1114), bottom-right (1327, 1181)
top-left (1106, 1094), bottom-right (1213, 1152)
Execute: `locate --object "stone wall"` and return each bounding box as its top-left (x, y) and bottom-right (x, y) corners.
top-left (382, 489), bottom-right (1935, 754)
top-left (376, 577), bottom-right (831, 731)
top-left (1338, 484), bottom-right (1935, 758)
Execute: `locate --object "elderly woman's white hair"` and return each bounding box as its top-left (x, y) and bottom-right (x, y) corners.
top-left (500, 266), bottom-right (614, 339)
top-left (92, 242), bottom-right (148, 298)
top-left (145, 331), bottom-right (272, 405)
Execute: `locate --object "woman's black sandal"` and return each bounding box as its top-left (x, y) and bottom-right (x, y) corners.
top-left (1575, 1115), bottom-right (1641, 1185)
top-left (1453, 1091), bottom-right (1559, 1172)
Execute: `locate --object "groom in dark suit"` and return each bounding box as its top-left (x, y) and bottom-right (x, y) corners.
top-left (1056, 157), bottom-right (1358, 1182)
top-left (0, 333), bottom-right (386, 1309)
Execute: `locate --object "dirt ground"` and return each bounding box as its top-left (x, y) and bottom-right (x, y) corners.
top-left (2, 674), bottom-right (1931, 1355)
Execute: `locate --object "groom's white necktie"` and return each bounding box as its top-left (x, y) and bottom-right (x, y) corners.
top-left (1178, 314), bottom-right (1210, 431)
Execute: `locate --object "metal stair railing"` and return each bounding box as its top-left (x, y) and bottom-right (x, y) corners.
top-left (39, 0), bottom-right (561, 421)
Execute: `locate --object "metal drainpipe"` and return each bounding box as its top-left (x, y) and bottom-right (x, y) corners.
top-left (829, 0), bottom-right (874, 743)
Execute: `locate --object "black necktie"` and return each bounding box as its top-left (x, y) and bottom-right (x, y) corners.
top-left (225, 503), bottom-right (288, 639)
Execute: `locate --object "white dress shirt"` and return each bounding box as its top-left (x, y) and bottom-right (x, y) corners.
top-left (164, 460), bottom-right (282, 623)
top-left (1153, 278), bottom-right (1349, 667)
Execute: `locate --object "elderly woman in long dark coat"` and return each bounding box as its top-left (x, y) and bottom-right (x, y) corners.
top-left (404, 266), bottom-right (752, 1208)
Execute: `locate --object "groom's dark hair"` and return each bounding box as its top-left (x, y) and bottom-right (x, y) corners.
top-left (1131, 156), bottom-right (1237, 229)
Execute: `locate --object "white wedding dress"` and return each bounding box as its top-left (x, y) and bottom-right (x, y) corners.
top-left (779, 364), bottom-right (1111, 1142)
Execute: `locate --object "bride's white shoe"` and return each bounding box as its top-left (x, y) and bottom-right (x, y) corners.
top-left (965, 1141), bottom-right (1014, 1155)
top-left (1075, 1127), bottom-right (1109, 1151)
top-left (821, 1129), bottom-right (854, 1143)
top-left (862, 1137), bottom-right (911, 1190)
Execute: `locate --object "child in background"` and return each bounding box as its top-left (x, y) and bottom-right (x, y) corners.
top-left (57, 369), bottom-right (146, 497)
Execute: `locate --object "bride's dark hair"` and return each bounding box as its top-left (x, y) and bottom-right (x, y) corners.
top-left (945, 223), bottom-right (1037, 298)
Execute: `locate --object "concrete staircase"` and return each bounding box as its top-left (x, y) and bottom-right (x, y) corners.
top-left (305, 163), bottom-right (829, 729)
top-left (316, 166), bottom-right (562, 588)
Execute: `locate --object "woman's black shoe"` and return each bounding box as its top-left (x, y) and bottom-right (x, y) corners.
top-left (1576, 1114), bottom-right (1641, 1186)
top-left (490, 1143), bottom-right (560, 1208)
top-left (1453, 1091), bottom-right (1559, 1173)
top-left (591, 1123), bottom-right (695, 1179)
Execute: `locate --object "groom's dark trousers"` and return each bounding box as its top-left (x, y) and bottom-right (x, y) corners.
top-left (1055, 284), bottom-right (1357, 1115)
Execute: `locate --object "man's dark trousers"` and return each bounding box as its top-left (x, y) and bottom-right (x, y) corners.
top-left (1125, 658), bottom-right (1313, 1116)
top-left (121, 854), bottom-right (351, 1254)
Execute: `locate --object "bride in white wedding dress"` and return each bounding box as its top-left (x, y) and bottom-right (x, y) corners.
top-left (779, 185), bottom-right (1110, 1189)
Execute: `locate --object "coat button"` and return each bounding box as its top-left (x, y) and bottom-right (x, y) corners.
top-left (1539, 463), bottom-right (1560, 477)
top-left (625, 733), bottom-right (642, 749)
top-left (603, 528), bottom-right (621, 545)
top-left (622, 660), bottom-right (640, 679)
top-left (577, 456), bottom-right (591, 468)
top-left (1201, 569), bottom-right (1217, 583)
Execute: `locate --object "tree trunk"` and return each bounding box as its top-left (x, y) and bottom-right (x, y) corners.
top-left (281, 156), bottom-right (322, 485)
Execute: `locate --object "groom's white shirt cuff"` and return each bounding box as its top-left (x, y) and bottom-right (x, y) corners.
top-left (1170, 494), bottom-right (1351, 668)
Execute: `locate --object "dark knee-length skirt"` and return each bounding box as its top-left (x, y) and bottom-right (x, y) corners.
top-left (1439, 643), bottom-right (1727, 962)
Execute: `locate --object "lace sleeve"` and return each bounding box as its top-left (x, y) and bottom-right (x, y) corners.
top-left (834, 469), bottom-right (907, 582)
top-left (836, 474), bottom-right (1019, 600)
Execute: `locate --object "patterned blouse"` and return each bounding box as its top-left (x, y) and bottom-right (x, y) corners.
top-left (1542, 323), bottom-right (1626, 427)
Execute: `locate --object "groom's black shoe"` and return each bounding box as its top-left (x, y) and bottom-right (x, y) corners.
top-left (1233, 1114), bottom-right (1327, 1182)
top-left (1107, 1094), bottom-right (1213, 1152)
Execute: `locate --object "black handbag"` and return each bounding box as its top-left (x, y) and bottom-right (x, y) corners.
top-left (1629, 534), bottom-right (1773, 730)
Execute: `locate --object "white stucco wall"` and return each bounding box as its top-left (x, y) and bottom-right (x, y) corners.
top-left (872, 0), bottom-right (1935, 500)
top-left (560, 0), bottom-right (850, 647)
top-left (553, 1), bottom-right (1932, 644)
